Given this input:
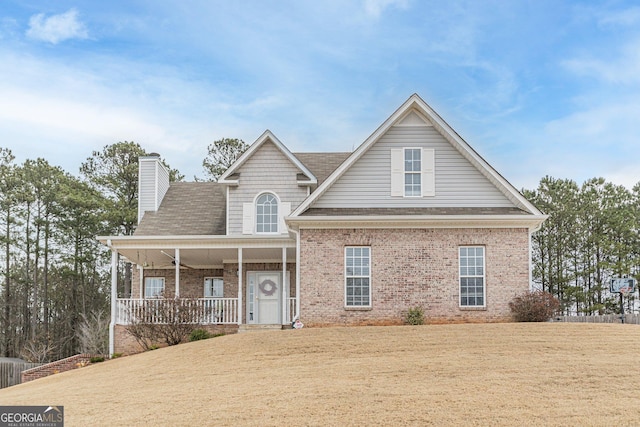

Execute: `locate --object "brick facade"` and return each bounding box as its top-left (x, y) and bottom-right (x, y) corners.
top-left (299, 227), bottom-right (529, 326)
top-left (131, 263), bottom-right (296, 302)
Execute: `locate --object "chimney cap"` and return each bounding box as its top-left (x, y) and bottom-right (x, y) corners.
top-left (147, 152), bottom-right (161, 157)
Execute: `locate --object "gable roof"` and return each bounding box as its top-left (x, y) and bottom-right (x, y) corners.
top-left (132, 152), bottom-right (350, 237)
top-left (291, 93), bottom-right (544, 217)
top-left (134, 182), bottom-right (226, 236)
top-left (218, 130), bottom-right (318, 185)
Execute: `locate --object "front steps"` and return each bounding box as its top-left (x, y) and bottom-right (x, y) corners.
top-left (238, 324), bottom-right (288, 333)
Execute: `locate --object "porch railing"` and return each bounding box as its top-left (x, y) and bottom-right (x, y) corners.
top-left (116, 298), bottom-right (239, 325)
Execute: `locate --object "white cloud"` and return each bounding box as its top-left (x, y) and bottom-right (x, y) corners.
top-left (26, 8), bottom-right (88, 44)
top-left (363, 0), bottom-right (409, 18)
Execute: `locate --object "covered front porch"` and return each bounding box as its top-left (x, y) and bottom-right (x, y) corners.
top-left (101, 235), bottom-right (299, 354)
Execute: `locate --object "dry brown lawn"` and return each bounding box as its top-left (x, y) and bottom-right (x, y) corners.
top-left (1, 323), bottom-right (640, 426)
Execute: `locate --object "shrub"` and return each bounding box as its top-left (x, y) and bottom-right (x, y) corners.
top-left (124, 296), bottom-right (205, 350)
top-left (90, 356), bottom-right (105, 363)
top-left (189, 329), bottom-right (212, 341)
top-left (405, 306), bottom-right (425, 325)
top-left (77, 310), bottom-right (109, 355)
top-left (509, 290), bottom-right (560, 322)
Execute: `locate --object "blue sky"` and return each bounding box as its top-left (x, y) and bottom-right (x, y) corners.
top-left (1, 1), bottom-right (639, 190)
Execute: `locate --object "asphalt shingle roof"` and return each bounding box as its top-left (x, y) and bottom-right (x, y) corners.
top-left (134, 182), bottom-right (226, 236)
top-left (294, 152), bottom-right (351, 187)
top-left (134, 152), bottom-right (351, 236)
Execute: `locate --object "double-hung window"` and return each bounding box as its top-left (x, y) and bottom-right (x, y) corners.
top-left (391, 148), bottom-right (435, 198)
top-left (204, 277), bottom-right (224, 298)
top-left (345, 247), bottom-right (371, 307)
top-left (256, 193), bottom-right (278, 233)
top-left (144, 277), bottom-right (165, 298)
top-left (459, 246), bottom-right (485, 307)
top-left (404, 148), bottom-right (421, 197)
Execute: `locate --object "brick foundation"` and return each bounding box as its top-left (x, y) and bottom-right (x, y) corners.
top-left (21, 354), bottom-right (101, 383)
top-left (114, 324), bottom-right (239, 355)
top-left (299, 227), bottom-right (529, 326)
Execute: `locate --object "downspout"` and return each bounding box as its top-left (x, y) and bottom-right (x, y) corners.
top-left (290, 228), bottom-right (301, 322)
top-left (175, 248), bottom-right (180, 297)
top-left (282, 247), bottom-right (287, 324)
top-left (528, 231), bottom-right (533, 292)
top-left (238, 248), bottom-right (243, 325)
top-left (529, 219), bottom-right (545, 291)
top-left (138, 265), bottom-right (144, 298)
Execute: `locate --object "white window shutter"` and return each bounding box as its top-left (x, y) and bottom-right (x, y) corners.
top-left (242, 202), bottom-right (254, 234)
top-left (280, 202), bottom-right (291, 234)
top-left (422, 148), bottom-right (435, 197)
top-left (390, 148), bottom-right (403, 197)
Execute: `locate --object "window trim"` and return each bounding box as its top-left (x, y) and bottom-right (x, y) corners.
top-left (204, 277), bottom-right (224, 298)
top-left (144, 277), bottom-right (165, 299)
top-left (255, 192), bottom-right (279, 234)
top-left (344, 246), bottom-right (372, 308)
top-left (458, 246), bottom-right (486, 308)
top-left (403, 147), bottom-right (422, 197)
top-left (391, 148), bottom-right (435, 198)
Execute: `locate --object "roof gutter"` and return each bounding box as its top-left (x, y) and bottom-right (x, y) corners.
top-left (286, 214), bottom-right (548, 232)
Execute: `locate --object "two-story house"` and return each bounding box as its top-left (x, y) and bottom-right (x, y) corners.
top-left (100, 94), bottom-right (546, 355)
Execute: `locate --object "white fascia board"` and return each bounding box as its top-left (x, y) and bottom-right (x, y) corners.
top-left (97, 234), bottom-right (296, 250)
top-left (409, 96), bottom-right (542, 216)
top-left (286, 214), bottom-right (548, 231)
top-left (217, 178), bottom-right (239, 186)
top-left (218, 130), bottom-right (317, 185)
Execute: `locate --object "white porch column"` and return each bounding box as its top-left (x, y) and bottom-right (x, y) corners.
top-left (175, 248), bottom-right (180, 297)
top-left (109, 249), bottom-right (118, 357)
top-left (238, 248), bottom-right (243, 325)
top-left (282, 247), bottom-right (287, 325)
top-left (138, 265), bottom-right (144, 298)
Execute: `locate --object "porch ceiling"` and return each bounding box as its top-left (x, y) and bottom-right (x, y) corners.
top-left (119, 247), bottom-right (296, 269)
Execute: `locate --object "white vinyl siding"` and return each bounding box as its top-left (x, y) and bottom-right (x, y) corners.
top-left (345, 247), bottom-right (371, 307)
top-left (138, 157), bottom-right (170, 223)
top-left (459, 246), bottom-right (485, 307)
top-left (229, 141), bottom-right (308, 234)
top-left (314, 125), bottom-right (513, 208)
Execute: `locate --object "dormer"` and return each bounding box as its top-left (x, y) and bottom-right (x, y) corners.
top-left (218, 131), bottom-right (317, 236)
top-left (218, 130), bottom-right (317, 187)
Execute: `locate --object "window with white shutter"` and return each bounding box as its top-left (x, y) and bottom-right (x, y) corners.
top-left (391, 148), bottom-right (435, 198)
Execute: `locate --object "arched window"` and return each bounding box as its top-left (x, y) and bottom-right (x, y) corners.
top-left (256, 193), bottom-right (278, 233)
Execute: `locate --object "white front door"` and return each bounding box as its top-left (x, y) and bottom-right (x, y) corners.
top-left (248, 272), bottom-right (282, 324)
